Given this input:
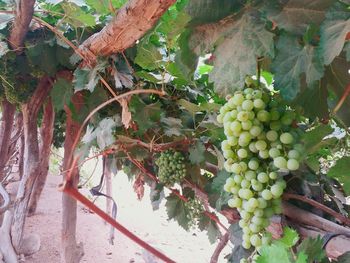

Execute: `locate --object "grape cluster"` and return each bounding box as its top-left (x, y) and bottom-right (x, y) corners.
top-left (155, 150), bottom-right (187, 186)
top-left (217, 87), bottom-right (304, 250)
top-left (185, 198), bottom-right (204, 228)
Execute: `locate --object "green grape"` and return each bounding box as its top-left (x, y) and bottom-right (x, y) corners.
top-left (242, 120), bottom-right (253, 130)
top-left (230, 121), bottom-right (242, 133)
top-left (237, 148), bottom-right (248, 159)
top-left (288, 149), bottom-right (300, 159)
top-left (280, 132), bottom-right (294, 144)
top-left (259, 150), bottom-right (269, 159)
top-left (269, 148), bottom-right (280, 158)
top-left (273, 156), bottom-right (287, 169)
top-left (184, 198), bottom-right (204, 228)
top-left (232, 93), bottom-right (244, 106)
top-left (219, 84), bottom-right (305, 249)
top-left (250, 125), bottom-right (262, 137)
top-left (257, 172), bottom-right (269, 183)
top-left (257, 110), bottom-right (270, 122)
top-left (242, 99), bottom-right (254, 111)
top-left (255, 140), bottom-right (267, 151)
top-left (253, 98), bottom-right (265, 109)
top-left (287, 158), bottom-right (299, 170)
top-left (261, 189), bottom-right (273, 200)
top-left (266, 130), bottom-right (278, 141)
top-left (155, 150), bottom-right (187, 186)
top-left (270, 184), bottom-right (284, 198)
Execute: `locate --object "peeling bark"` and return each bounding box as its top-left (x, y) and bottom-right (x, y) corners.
top-left (61, 92), bottom-right (84, 263)
top-left (8, 0), bottom-right (36, 52)
top-left (28, 99), bottom-right (55, 216)
top-left (0, 99), bottom-right (16, 182)
top-left (79, 0), bottom-right (176, 63)
top-left (11, 77), bottom-right (53, 252)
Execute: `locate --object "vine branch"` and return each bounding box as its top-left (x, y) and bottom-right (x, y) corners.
top-left (283, 193), bottom-right (350, 227)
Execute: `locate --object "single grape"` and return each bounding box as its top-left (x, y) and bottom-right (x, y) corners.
top-left (280, 132), bottom-right (294, 144)
top-left (287, 158), bottom-right (299, 170)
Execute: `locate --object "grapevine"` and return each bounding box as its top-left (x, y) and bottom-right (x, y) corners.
top-left (217, 83), bottom-right (305, 252)
top-left (155, 150), bottom-right (187, 186)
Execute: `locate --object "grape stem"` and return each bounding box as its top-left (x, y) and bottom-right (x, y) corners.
top-left (283, 193), bottom-right (350, 226)
top-left (333, 83), bottom-right (350, 114)
top-left (210, 231), bottom-right (229, 263)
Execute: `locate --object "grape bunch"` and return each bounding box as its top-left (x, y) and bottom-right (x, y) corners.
top-left (217, 87), bottom-right (304, 250)
top-left (155, 150), bottom-right (187, 186)
top-left (185, 198), bottom-right (204, 228)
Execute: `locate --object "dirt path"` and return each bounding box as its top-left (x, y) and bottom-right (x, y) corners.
top-left (24, 173), bottom-right (231, 263)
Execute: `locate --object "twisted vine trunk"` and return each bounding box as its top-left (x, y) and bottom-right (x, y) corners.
top-left (61, 92), bottom-right (84, 263)
top-left (11, 77), bottom-right (53, 252)
top-left (28, 99), bottom-right (55, 216)
top-left (0, 99), bottom-right (16, 182)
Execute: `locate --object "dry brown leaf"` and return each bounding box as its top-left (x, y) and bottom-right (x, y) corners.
top-left (119, 97), bottom-right (132, 129)
top-left (133, 173), bottom-right (145, 200)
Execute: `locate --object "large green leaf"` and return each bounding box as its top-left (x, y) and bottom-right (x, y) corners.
top-left (256, 244), bottom-right (292, 263)
top-left (50, 78), bottom-right (73, 111)
top-left (297, 236), bottom-right (326, 262)
top-left (276, 227), bottom-right (299, 248)
top-left (319, 2), bottom-right (350, 65)
top-left (293, 82), bottom-right (329, 120)
top-left (185, 0), bottom-right (242, 25)
top-left (61, 2), bottom-right (96, 27)
top-left (328, 156), bottom-right (350, 195)
top-left (73, 61), bottom-right (107, 92)
top-left (209, 12), bottom-right (275, 96)
top-left (165, 194), bottom-right (191, 230)
top-left (266, 0), bottom-right (334, 34)
top-left (272, 35), bottom-right (324, 100)
top-left (129, 97), bottom-right (162, 134)
top-left (189, 141), bottom-right (206, 164)
top-left (302, 124), bottom-right (334, 153)
top-left (197, 214), bottom-right (220, 244)
top-left (134, 42), bottom-right (163, 70)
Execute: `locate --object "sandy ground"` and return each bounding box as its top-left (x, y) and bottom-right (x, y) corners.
top-left (23, 171), bottom-right (232, 263)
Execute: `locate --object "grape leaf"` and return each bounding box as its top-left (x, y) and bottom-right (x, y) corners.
top-left (189, 141), bottom-right (206, 164)
top-left (266, 0), bottom-right (334, 34)
top-left (295, 251), bottom-right (308, 263)
top-left (210, 170), bottom-right (230, 192)
top-left (185, 0), bottom-right (242, 25)
top-left (61, 2), bottom-right (96, 27)
top-left (256, 243), bottom-right (292, 263)
top-left (302, 124), bottom-right (333, 153)
top-left (293, 82), bottom-right (329, 120)
top-left (50, 78), bottom-right (73, 111)
top-left (209, 13), bottom-right (275, 96)
top-left (129, 97), bottom-right (162, 134)
top-left (328, 156), bottom-right (350, 195)
top-left (276, 227), bottom-right (299, 248)
top-left (297, 236), bottom-right (325, 262)
top-left (149, 183), bottom-right (164, 211)
top-left (25, 42), bottom-right (59, 76)
top-left (272, 35), bottom-right (324, 100)
top-left (134, 42), bottom-right (163, 70)
top-left (73, 61), bottom-right (107, 92)
top-left (165, 194), bottom-right (190, 230)
top-left (198, 214), bottom-right (220, 244)
top-left (161, 117), bottom-right (183, 137)
top-left (175, 29), bottom-right (198, 81)
top-left (86, 0), bottom-right (126, 15)
top-left (319, 3), bottom-right (350, 65)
